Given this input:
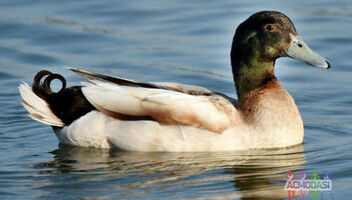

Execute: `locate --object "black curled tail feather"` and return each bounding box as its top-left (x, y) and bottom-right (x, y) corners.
top-left (32, 70), bottom-right (95, 126)
top-left (32, 70), bottom-right (67, 100)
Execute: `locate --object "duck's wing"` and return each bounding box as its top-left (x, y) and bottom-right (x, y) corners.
top-left (70, 68), bottom-right (240, 133)
top-left (69, 68), bottom-right (213, 95)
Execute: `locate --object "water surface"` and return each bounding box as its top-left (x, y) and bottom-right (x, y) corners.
top-left (0, 0), bottom-right (351, 199)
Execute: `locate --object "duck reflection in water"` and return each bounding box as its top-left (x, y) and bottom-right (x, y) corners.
top-left (32, 145), bottom-right (305, 200)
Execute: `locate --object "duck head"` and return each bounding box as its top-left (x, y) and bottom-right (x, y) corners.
top-left (231, 11), bottom-right (330, 99)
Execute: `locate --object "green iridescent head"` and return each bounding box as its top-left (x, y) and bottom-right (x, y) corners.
top-left (231, 11), bottom-right (330, 98)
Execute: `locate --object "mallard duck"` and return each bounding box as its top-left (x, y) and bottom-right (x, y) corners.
top-left (19, 11), bottom-right (330, 151)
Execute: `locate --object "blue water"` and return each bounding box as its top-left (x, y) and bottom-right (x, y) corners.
top-left (0, 0), bottom-right (351, 199)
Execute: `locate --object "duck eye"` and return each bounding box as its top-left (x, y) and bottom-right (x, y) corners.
top-left (265, 24), bottom-right (275, 32)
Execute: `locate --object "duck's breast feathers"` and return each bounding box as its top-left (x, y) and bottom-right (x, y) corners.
top-left (80, 79), bottom-right (240, 133)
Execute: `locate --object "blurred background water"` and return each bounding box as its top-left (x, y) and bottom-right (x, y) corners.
top-left (0, 0), bottom-right (351, 199)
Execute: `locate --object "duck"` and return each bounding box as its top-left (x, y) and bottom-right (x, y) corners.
top-left (19, 11), bottom-right (330, 152)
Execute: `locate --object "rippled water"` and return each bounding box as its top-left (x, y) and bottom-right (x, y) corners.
top-left (0, 0), bottom-right (351, 199)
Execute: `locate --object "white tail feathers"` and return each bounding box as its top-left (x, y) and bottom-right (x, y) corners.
top-left (19, 82), bottom-right (65, 127)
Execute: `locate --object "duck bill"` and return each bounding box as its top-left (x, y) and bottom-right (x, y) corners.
top-left (285, 33), bottom-right (330, 69)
